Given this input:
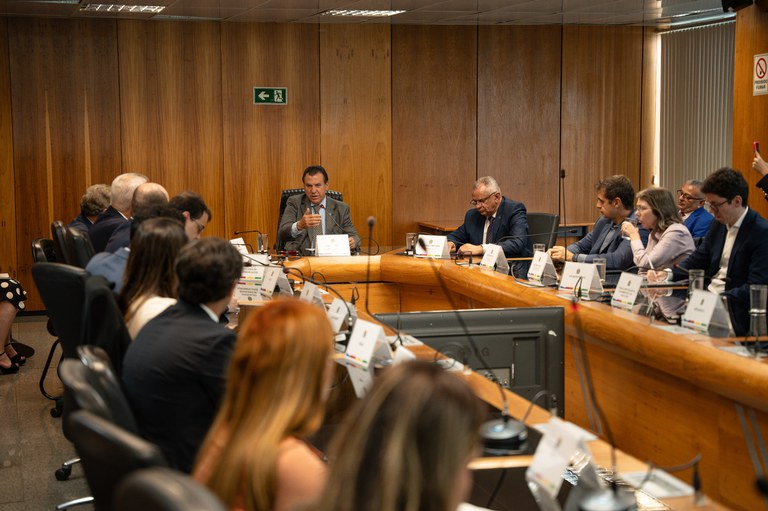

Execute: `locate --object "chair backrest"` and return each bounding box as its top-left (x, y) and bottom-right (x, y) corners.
top-left (275, 188), bottom-right (344, 250)
top-left (31, 237), bottom-right (57, 263)
top-left (81, 275), bottom-right (132, 376)
top-left (31, 262), bottom-right (89, 359)
top-left (527, 213), bottom-right (560, 250)
top-left (66, 227), bottom-right (95, 268)
top-left (68, 410), bottom-right (168, 511)
top-left (77, 345), bottom-right (138, 433)
top-left (115, 467), bottom-right (227, 511)
top-left (51, 220), bottom-right (72, 265)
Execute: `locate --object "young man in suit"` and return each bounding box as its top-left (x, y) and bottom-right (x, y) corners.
top-left (277, 165), bottom-right (360, 255)
top-left (654, 167), bottom-right (768, 336)
top-left (447, 176), bottom-right (532, 277)
top-left (121, 237), bottom-right (243, 473)
top-left (677, 179), bottom-right (713, 238)
top-left (549, 175), bottom-right (649, 271)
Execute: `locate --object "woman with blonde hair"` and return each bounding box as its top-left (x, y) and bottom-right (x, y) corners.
top-left (194, 299), bottom-right (334, 511)
top-left (621, 187), bottom-right (695, 273)
top-left (314, 360), bottom-right (485, 511)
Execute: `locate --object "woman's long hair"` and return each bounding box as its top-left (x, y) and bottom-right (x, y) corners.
top-left (317, 361), bottom-right (484, 511)
top-left (119, 217), bottom-right (186, 321)
top-left (198, 299), bottom-right (334, 511)
top-left (636, 187), bottom-right (681, 234)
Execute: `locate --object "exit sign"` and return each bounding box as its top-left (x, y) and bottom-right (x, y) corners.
top-left (253, 87), bottom-right (287, 105)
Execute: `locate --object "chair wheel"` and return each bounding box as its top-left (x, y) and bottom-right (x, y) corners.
top-left (55, 466), bottom-right (71, 481)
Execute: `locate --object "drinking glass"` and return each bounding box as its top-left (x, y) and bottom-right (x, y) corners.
top-left (532, 243), bottom-right (546, 254)
top-left (593, 257), bottom-right (607, 283)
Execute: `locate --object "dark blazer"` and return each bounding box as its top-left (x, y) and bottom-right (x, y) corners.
top-left (673, 207), bottom-right (768, 336)
top-left (68, 214), bottom-right (93, 233)
top-left (121, 299), bottom-right (235, 473)
top-left (567, 213), bottom-right (650, 271)
top-left (103, 219), bottom-right (132, 253)
top-left (89, 206), bottom-right (128, 253)
top-left (683, 207), bottom-right (714, 238)
top-left (758, 175), bottom-right (768, 203)
top-left (277, 194), bottom-right (360, 255)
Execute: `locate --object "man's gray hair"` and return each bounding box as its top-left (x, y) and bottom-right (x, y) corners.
top-left (473, 176), bottom-right (501, 195)
top-left (684, 179), bottom-right (704, 189)
top-left (111, 172), bottom-right (148, 213)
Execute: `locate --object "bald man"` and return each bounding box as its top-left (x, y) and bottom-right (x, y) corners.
top-left (103, 182), bottom-right (170, 253)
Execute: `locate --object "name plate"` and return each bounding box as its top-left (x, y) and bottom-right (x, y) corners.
top-left (346, 319), bottom-right (392, 366)
top-left (527, 251), bottom-right (558, 286)
top-left (259, 266), bottom-right (293, 299)
top-left (415, 235), bottom-right (450, 259)
top-left (610, 272), bottom-right (644, 311)
top-left (479, 245), bottom-right (509, 275)
top-left (235, 266), bottom-right (265, 302)
top-left (327, 297), bottom-right (357, 333)
top-left (299, 280), bottom-right (324, 306)
top-left (316, 234), bottom-right (351, 257)
top-left (335, 357), bottom-right (374, 398)
top-left (559, 262), bottom-right (603, 300)
top-left (681, 290), bottom-right (734, 337)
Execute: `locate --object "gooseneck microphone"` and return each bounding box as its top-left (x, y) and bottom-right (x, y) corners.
top-left (282, 266), bottom-right (356, 338)
top-left (233, 229), bottom-right (263, 236)
top-left (233, 229), bottom-right (269, 253)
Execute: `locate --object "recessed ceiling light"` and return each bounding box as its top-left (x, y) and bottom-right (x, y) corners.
top-left (321, 9), bottom-right (406, 17)
top-left (80, 4), bottom-right (165, 13)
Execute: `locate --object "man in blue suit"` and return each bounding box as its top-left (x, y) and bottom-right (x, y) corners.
top-left (447, 176), bottom-right (532, 277)
top-left (549, 175), bottom-right (648, 271)
top-left (677, 180), bottom-right (713, 238)
top-left (663, 167), bottom-right (768, 336)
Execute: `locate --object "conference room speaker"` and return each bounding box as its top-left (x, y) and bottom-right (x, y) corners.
top-left (722, 0), bottom-right (753, 11)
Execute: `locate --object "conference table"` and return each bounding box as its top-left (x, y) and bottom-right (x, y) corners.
top-left (274, 249), bottom-right (766, 511)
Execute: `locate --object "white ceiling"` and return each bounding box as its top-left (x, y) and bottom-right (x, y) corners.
top-left (0, 0), bottom-right (737, 27)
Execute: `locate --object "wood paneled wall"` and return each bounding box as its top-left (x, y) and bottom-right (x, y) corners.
top-left (734, 5), bottom-right (768, 220)
top-left (1, 18), bottom-right (652, 311)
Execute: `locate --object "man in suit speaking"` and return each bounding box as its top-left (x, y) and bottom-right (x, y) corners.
top-left (278, 165), bottom-right (360, 255)
top-left (447, 176), bottom-right (532, 277)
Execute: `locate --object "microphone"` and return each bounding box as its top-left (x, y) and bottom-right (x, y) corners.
top-left (364, 218), bottom-right (376, 317)
top-left (233, 229), bottom-right (262, 236)
top-left (367, 216), bottom-right (375, 229)
top-left (416, 237), bottom-right (528, 454)
top-left (233, 229), bottom-right (268, 253)
top-left (283, 266), bottom-right (356, 340)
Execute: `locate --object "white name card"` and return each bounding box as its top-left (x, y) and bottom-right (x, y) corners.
top-left (335, 357), bottom-right (374, 398)
top-left (415, 235), bottom-right (450, 259)
top-left (316, 234), bottom-right (351, 257)
top-left (526, 417), bottom-right (592, 499)
top-left (527, 251), bottom-right (558, 286)
top-left (327, 297), bottom-right (355, 333)
top-left (479, 245), bottom-right (509, 275)
top-left (682, 290), bottom-right (734, 336)
top-left (229, 237), bottom-right (249, 255)
top-left (235, 266), bottom-right (265, 302)
top-left (610, 272), bottom-right (644, 311)
top-left (299, 280), bottom-right (324, 307)
top-left (259, 266), bottom-right (279, 300)
top-left (559, 262), bottom-right (603, 300)
top-left (346, 319), bottom-right (392, 366)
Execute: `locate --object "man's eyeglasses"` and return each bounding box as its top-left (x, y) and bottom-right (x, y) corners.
top-left (470, 192), bottom-right (498, 206)
top-left (705, 198), bottom-right (730, 211)
top-left (193, 218), bottom-right (206, 234)
top-left (676, 190), bottom-right (705, 202)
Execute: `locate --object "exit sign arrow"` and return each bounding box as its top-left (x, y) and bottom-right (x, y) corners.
top-left (253, 87), bottom-right (288, 105)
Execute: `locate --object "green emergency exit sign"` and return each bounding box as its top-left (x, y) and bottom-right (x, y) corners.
top-left (253, 87), bottom-right (287, 105)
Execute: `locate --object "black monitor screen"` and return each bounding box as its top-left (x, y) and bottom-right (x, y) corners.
top-left (376, 307), bottom-right (565, 417)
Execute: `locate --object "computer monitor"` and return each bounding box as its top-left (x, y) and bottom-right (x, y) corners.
top-left (376, 306), bottom-right (565, 417)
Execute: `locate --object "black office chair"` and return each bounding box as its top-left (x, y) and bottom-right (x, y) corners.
top-left (527, 212), bottom-right (560, 250)
top-left (115, 467), bottom-right (227, 511)
top-left (68, 410), bottom-right (168, 511)
top-left (51, 220), bottom-right (72, 265)
top-left (65, 227), bottom-right (95, 268)
top-left (275, 188), bottom-right (343, 251)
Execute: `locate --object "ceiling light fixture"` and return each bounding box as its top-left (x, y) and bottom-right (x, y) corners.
top-left (80, 3), bottom-right (165, 13)
top-left (321, 9), bottom-right (406, 17)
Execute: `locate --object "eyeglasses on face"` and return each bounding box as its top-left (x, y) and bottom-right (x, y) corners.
top-left (676, 190), bottom-right (705, 202)
top-left (470, 192), bottom-right (498, 206)
top-left (705, 198), bottom-right (731, 211)
top-left (193, 218), bottom-right (206, 234)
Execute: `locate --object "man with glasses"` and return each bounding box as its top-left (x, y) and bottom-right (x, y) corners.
top-left (549, 175), bottom-right (648, 271)
top-left (677, 180), bottom-right (713, 238)
top-left (653, 167), bottom-right (768, 336)
top-left (169, 191), bottom-right (211, 241)
top-left (447, 176), bottom-right (532, 277)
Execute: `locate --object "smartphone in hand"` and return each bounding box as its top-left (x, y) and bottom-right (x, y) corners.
top-left (754, 141), bottom-right (760, 154)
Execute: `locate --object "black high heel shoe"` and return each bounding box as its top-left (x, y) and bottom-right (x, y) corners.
top-left (0, 352), bottom-right (20, 375)
top-left (4, 343), bottom-right (25, 366)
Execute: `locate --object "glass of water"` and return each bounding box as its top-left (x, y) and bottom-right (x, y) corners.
top-left (593, 257), bottom-right (607, 283)
top-left (532, 243), bottom-right (546, 254)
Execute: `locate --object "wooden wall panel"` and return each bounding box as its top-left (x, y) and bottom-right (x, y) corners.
top-left (561, 26), bottom-right (644, 224)
top-left (9, 17), bottom-right (121, 309)
top-left (640, 26), bottom-right (659, 189)
top-left (118, 20), bottom-right (224, 235)
top-left (392, 26), bottom-right (477, 243)
top-left (320, 24), bottom-right (392, 246)
top-left (478, 26), bottom-right (562, 215)
top-left (733, 5), bottom-right (768, 220)
top-left (0, 18), bottom-right (16, 278)
top-left (221, 23), bottom-right (319, 248)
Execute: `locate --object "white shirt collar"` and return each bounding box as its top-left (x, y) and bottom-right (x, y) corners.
top-left (199, 303), bottom-right (220, 323)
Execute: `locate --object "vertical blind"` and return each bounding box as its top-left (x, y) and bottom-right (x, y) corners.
top-left (659, 22), bottom-right (735, 190)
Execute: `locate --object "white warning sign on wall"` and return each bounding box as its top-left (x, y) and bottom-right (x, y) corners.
top-left (754, 53), bottom-right (768, 96)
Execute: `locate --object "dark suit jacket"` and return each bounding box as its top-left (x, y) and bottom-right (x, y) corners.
top-left (673, 207), bottom-right (768, 336)
top-left (104, 219), bottom-right (132, 253)
top-left (758, 175), bottom-right (768, 203)
top-left (567, 213), bottom-right (650, 271)
top-left (683, 206), bottom-right (714, 238)
top-left (89, 206), bottom-right (128, 253)
top-left (121, 299), bottom-right (235, 473)
top-left (447, 197), bottom-right (532, 278)
top-left (68, 214), bottom-right (93, 233)
top-left (277, 194), bottom-right (360, 255)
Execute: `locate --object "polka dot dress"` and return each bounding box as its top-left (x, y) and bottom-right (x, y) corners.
top-left (0, 278), bottom-right (27, 310)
